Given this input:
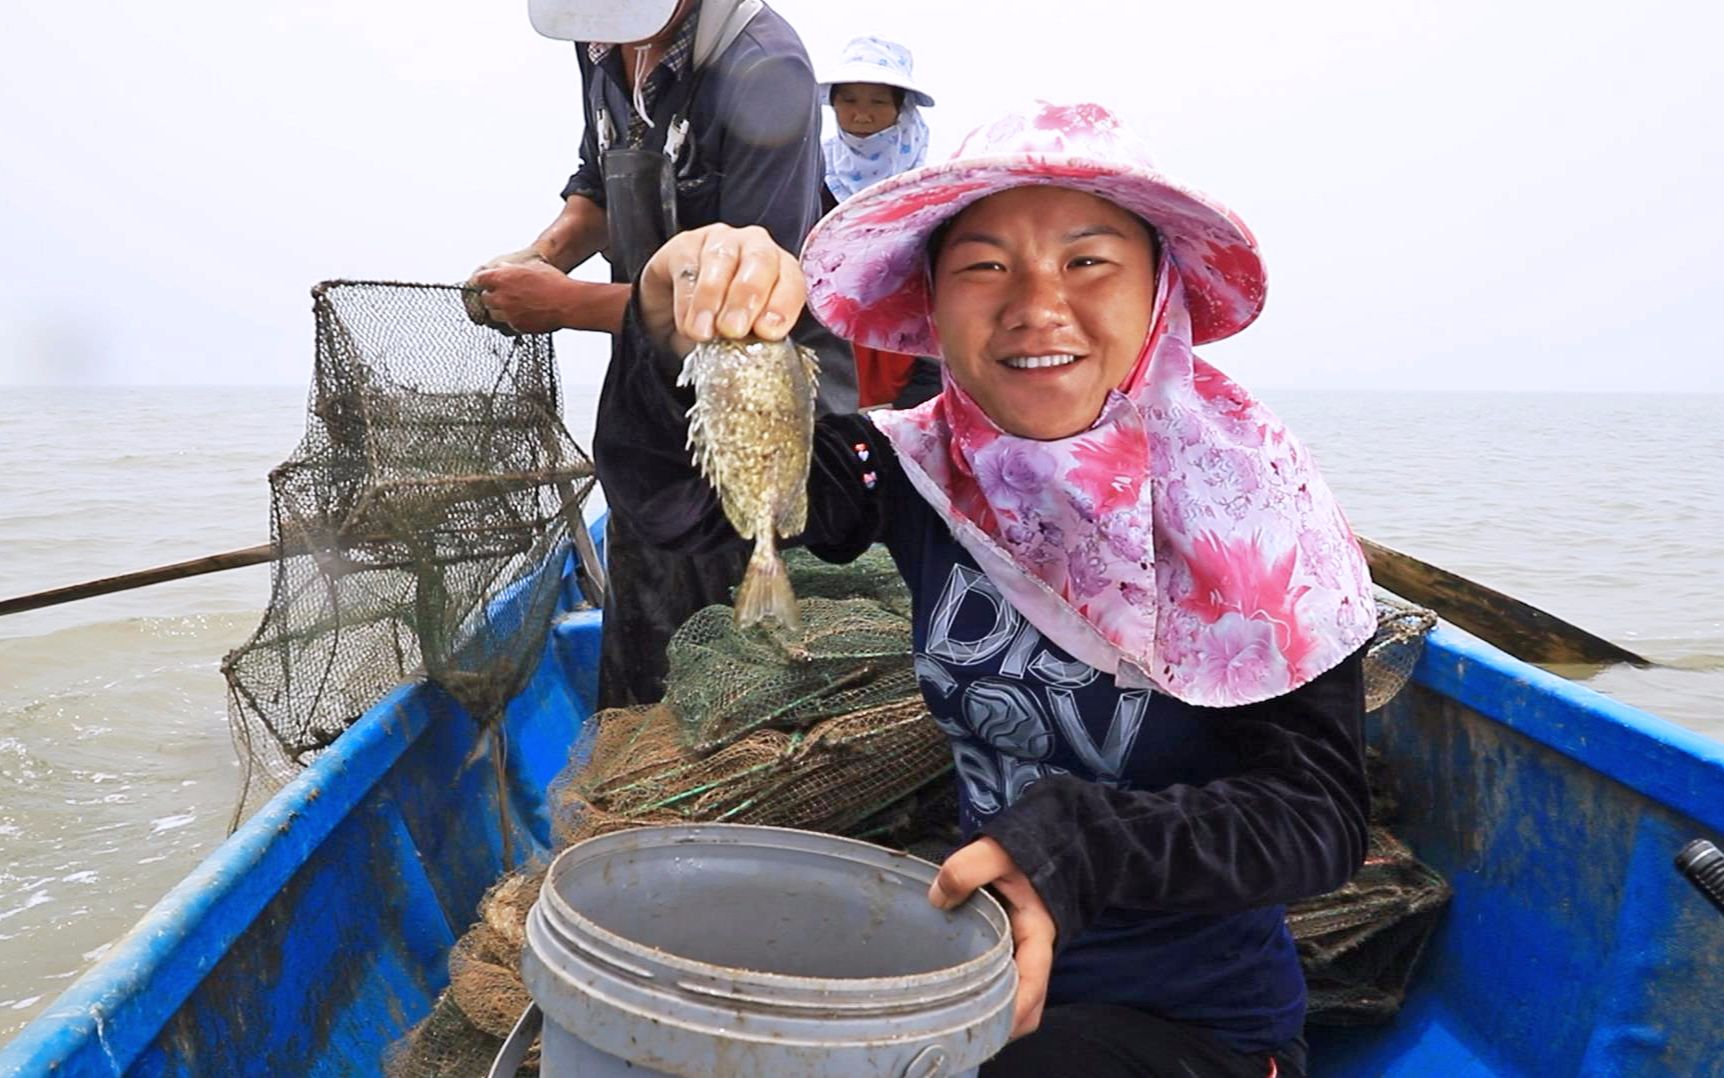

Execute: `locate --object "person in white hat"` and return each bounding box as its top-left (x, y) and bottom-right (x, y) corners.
top-left (817, 35), bottom-right (936, 207)
top-left (464, 0), bottom-right (858, 710)
top-left (816, 37), bottom-right (942, 408)
top-left (600, 101), bottom-right (1380, 1076)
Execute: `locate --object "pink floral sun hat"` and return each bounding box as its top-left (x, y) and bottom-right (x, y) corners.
top-left (801, 101), bottom-right (1267, 355)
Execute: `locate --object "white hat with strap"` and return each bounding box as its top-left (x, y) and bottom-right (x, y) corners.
top-left (817, 36), bottom-right (935, 108)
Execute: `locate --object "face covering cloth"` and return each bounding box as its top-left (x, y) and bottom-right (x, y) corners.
top-left (823, 106), bottom-right (931, 203)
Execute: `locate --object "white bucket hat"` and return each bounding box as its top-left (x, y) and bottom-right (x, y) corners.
top-left (817, 36), bottom-right (935, 108)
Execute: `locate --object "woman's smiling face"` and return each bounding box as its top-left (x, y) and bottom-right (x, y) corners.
top-left (931, 186), bottom-right (1158, 440)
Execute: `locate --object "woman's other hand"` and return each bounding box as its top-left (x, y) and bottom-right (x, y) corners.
top-left (639, 224), bottom-right (805, 356)
top-left (929, 837), bottom-right (1056, 1040)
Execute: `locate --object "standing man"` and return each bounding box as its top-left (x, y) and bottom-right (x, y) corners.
top-left (469, 0), bottom-right (856, 708)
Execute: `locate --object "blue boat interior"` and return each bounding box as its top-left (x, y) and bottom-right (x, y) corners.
top-left (3, 529), bottom-right (1721, 1075)
top-left (1315, 630), bottom-right (1724, 1075)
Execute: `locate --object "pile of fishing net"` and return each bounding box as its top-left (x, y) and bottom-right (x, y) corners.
top-left (1293, 822), bottom-right (1452, 1025)
top-left (390, 558), bottom-right (1448, 1074)
top-left (221, 282), bottom-right (600, 825)
top-left (1293, 745), bottom-right (1452, 1026)
top-left (387, 548), bottom-right (957, 1077)
top-left (549, 549), bottom-right (935, 847)
top-left (1290, 590), bottom-right (1449, 1025)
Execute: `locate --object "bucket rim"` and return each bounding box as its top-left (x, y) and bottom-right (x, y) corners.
top-left (533, 822), bottom-right (1016, 1003)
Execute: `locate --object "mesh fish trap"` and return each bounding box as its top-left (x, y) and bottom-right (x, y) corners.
top-left (1365, 592), bottom-right (1439, 712)
top-left (221, 281), bottom-right (597, 823)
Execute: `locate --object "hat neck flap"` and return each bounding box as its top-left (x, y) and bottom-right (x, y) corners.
top-left (869, 255), bottom-right (1377, 707)
top-left (825, 108), bottom-right (930, 202)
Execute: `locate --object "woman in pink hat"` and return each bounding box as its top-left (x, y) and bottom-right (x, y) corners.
top-left (593, 102), bottom-right (1378, 1077)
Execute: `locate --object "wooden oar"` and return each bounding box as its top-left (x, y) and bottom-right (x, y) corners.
top-left (0, 544), bottom-right (277, 618)
top-left (2, 535), bottom-right (1653, 670)
top-left (0, 524), bottom-right (609, 620)
top-left (1359, 537), bottom-right (1651, 667)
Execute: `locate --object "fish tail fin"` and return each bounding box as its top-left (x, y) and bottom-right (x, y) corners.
top-left (734, 533), bottom-right (801, 632)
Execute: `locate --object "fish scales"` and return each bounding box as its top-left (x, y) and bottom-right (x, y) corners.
top-left (679, 337), bottom-right (819, 630)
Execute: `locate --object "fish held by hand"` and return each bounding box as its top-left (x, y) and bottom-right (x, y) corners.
top-left (679, 336), bottom-right (819, 631)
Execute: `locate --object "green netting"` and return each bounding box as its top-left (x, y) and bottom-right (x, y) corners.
top-left (660, 548), bottom-right (920, 754)
top-left (552, 548), bottom-right (944, 844)
top-left (387, 549), bottom-right (950, 1076)
top-left (1365, 592), bottom-right (1439, 712)
top-left (1293, 748), bottom-right (1453, 1026)
top-left (781, 545), bottom-right (912, 614)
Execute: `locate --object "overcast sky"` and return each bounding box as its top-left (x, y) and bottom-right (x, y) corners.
top-left (1, 0), bottom-right (1719, 393)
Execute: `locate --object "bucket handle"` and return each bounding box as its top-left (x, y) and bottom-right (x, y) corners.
top-left (903, 1044), bottom-right (950, 1077)
top-left (488, 1003), bottom-right (543, 1078)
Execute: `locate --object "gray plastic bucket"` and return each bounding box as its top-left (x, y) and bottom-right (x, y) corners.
top-left (515, 823), bottom-right (1016, 1077)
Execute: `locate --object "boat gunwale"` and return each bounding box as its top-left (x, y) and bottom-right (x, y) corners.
top-left (1411, 623), bottom-right (1724, 837)
top-left (5, 578), bottom-right (1723, 1072)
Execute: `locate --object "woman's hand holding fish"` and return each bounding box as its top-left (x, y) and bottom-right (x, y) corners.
top-left (640, 224), bottom-right (806, 356)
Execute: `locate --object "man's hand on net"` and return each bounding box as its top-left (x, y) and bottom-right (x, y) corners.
top-left (470, 259), bottom-right (594, 335)
top-left (929, 837), bottom-right (1056, 1041)
top-left (463, 249), bottom-right (551, 330)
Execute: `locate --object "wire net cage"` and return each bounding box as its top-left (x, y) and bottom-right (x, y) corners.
top-left (221, 281), bottom-right (596, 824)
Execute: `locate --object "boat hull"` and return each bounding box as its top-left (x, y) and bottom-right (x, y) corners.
top-left (1314, 629), bottom-right (1724, 1075)
top-left (0, 581), bottom-right (600, 1077)
top-left (4, 560), bottom-right (1722, 1075)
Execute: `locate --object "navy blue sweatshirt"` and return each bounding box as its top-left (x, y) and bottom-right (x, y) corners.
top-left (594, 304), bottom-right (1371, 1055)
